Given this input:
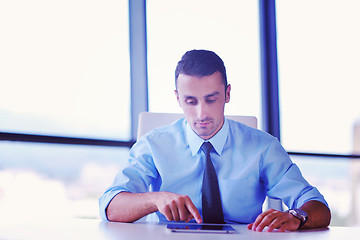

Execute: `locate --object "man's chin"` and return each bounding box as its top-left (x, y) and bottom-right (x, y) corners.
top-left (194, 129), bottom-right (214, 140)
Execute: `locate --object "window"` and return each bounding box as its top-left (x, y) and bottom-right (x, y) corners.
top-left (0, 0), bottom-right (130, 140)
top-left (277, 0), bottom-right (360, 226)
top-left (0, 141), bottom-right (128, 222)
top-left (276, 0), bottom-right (360, 155)
top-left (0, 0), bottom-right (130, 221)
top-left (147, 0), bottom-right (261, 125)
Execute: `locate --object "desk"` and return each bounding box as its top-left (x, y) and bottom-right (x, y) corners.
top-left (0, 219), bottom-right (359, 240)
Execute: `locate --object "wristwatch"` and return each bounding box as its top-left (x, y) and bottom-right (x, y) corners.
top-left (285, 209), bottom-right (308, 229)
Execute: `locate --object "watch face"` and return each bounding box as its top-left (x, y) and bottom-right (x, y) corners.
top-left (286, 209), bottom-right (308, 229)
top-left (290, 209), bottom-right (308, 222)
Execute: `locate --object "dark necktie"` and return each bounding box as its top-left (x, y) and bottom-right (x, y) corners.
top-left (201, 141), bottom-right (224, 224)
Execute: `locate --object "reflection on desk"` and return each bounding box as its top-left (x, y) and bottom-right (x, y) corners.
top-left (0, 219), bottom-right (359, 240)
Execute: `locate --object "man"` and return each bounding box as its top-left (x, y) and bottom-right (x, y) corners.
top-left (99, 49), bottom-right (331, 232)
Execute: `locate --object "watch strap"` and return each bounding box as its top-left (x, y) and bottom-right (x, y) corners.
top-left (285, 209), bottom-right (308, 229)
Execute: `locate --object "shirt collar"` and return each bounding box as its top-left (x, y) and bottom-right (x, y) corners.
top-left (186, 118), bottom-right (229, 156)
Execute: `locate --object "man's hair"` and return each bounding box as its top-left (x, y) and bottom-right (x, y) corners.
top-left (175, 49), bottom-right (228, 89)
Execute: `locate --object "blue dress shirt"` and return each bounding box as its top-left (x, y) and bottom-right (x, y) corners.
top-left (99, 118), bottom-right (328, 223)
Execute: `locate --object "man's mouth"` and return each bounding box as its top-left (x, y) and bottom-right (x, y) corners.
top-left (196, 121), bottom-right (212, 127)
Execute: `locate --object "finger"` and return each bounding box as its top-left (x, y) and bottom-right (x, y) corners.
top-left (169, 200), bottom-right (180, 222)
top-left (257, 211), bottom-right (281, 232)
top-left (184, 213), bottom-right (194, 223)
top-left (277, 224), bottom-right (288, 232)
top-left (266, 217), bottom-right (284, 232)
top-left (178, 206), bottom-right (192, 222)
top-left (162, 205), bottom-right (174, 222)
top-left (253, 210), bottom-right (278, 232)
top-left (251, 211), bottom-right (268, 231)
top-left (184, 197), bottom-right (202, 223)
top-left (176, 199), bottom-right (191, 222)
top-left (247, 223), bottom-right (253, 230)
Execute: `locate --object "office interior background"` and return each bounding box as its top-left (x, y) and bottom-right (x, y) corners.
top-left (1, 0), bottom-right (360, 226)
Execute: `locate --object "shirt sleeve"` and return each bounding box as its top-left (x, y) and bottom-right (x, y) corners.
top-left (260, 138), bottom-right (329, 209)
top-left (98, 137), bottom-right (158, 221)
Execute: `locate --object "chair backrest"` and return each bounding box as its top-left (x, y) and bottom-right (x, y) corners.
top-left (137, 112), bottom-right (257, 139)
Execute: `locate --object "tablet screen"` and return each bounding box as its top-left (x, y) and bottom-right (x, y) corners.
top-left (167, 223), bottom-right (235, 233)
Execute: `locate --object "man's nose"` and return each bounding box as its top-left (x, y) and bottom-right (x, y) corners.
top-left (196, 102), bottom-right (208, 120)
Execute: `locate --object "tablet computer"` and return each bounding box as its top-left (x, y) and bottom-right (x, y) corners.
top-left (167, 223), bottom-right (236, 233)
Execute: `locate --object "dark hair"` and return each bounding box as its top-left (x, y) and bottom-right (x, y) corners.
top-left (175, 49), bottom-right (228, 89)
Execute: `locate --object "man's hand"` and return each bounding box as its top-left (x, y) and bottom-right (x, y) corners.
top-left (106, 191), bottom-right (202, 223)
top-left (152, 192), bottom-right (202, 223)
top-left (247, 201), bottom-right (331, 232)
top-left (247, 209), bottom-right (300, 232)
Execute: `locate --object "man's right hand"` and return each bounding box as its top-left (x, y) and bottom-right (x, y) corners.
top-left (106, 191), bottom-right (202, 223)
top-left (151, 192), bottom-right (202, 223)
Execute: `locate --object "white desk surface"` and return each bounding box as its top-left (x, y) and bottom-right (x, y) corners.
top-left (0, 218), bottom-right (359, 240)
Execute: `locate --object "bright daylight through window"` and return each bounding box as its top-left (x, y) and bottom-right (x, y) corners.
top-left (147, 0), bottom-right (261, 125)
top-left (0, 0), bottom-right (130, 222)
top-left (277, 0), bottom-right (360, 226)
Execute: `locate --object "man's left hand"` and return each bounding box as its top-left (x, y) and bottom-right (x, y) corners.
top-left (247, 209), bottom-right (300, 232)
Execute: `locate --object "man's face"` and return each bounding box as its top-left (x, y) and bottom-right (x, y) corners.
top-left (175, 71), bottom-right (231, 140)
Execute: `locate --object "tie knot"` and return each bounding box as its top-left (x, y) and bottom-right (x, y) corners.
top-left (201, 142), bottom-right (213, 155)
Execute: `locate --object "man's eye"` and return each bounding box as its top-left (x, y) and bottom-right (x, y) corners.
top-left (206, 98), bottom-right (216, 103)
top-left (185, 99), bottom-right (197, 105)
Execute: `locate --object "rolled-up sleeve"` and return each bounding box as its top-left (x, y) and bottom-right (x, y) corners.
top-left (98, 137), bottom-right (158, 221)
top-left (261, 138), bottom-right (328, 209)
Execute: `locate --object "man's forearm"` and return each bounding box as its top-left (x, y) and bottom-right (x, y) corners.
top-left (106, 191), bottom-right (202, 223)
top-left (300, 200), bottom-right (331, 229)
top-left (106, 192), bottom-right (158, 222)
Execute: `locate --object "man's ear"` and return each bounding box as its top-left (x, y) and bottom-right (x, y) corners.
top-left (225, 84), bottom-right (231, 103)
top-left (174, 90), bottom-right (181, 106)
